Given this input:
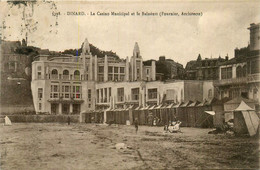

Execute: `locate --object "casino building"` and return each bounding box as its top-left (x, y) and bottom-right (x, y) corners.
top-left (31, 39), bottom-right (157, 114)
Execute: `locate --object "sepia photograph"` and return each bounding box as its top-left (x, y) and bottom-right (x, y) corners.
top-left (0, 0), bottom-right (259, 169)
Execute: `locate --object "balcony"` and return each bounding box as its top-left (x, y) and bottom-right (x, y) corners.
top-left (74, 75), bottom-right (80, 80)
top-left (63, 75), bottom-right (69, 80)
top-left (215, 77), bottom-right (247, 86)
top-left (214, 75), bottom-right (260, 86)
top-left (247, 73), bottom-right (260, 83)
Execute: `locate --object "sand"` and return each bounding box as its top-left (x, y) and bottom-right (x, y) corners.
top-left (0, 123), bottom-right (259, 169)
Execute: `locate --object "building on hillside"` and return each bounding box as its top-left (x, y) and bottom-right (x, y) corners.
top-left (31, 39), bottom-right (156, 114)
top-left (185, 54), bottom-right (226, 80)
top-left (156, 56), bottom-right (185, 80)
top-left (214, 23), bottom-right (260, 102)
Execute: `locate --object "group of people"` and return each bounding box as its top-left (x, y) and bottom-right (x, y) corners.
top-left (164, 121), bottom-right (182, 133)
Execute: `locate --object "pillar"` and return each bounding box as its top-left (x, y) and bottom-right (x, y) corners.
top-left (58, 103), bottom-right (62, 114)
top-left (125, 57), bottom-right (129, 81)
top-left (69, 103), bottom-right (73, 114)
top-left (94, 55), bottom-right (98, 81)
top-left (89, 55), bottom-right (93, 80)
top-left (103, 110), bottom-right (107, 124)
top-left (140, 58), bottom-right (143, 80)
top-left (151, 60), bottom-right (156, 81)
top-left (232, 65), bottom-right (236, 78)
top-left (104, 55), bottom-right (108, 82)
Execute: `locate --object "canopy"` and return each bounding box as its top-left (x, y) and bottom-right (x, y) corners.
top-left (205, 111), bottom-right (216, 115)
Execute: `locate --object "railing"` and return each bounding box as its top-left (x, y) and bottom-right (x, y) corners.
top-left (51, 74), bottom-right (58, 79)
top-left (74, 75), bottom-right (80, 80)
top-left (63, 75), bottom-right (69, 80)
top-left (247, 73), bottom-right (260, 83)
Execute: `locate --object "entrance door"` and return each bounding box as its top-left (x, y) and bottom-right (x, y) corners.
top-left (51, 104), bottom-right (58, 114)
top-left (73, 104), bottom-right (81, 114)
top-left (62, 104), bottom-right (70, 114)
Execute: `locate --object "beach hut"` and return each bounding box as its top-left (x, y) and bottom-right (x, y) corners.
top-left (187, 101), bottom-right (201, 127)
top-left (178, 101), bottom-right (193, 127)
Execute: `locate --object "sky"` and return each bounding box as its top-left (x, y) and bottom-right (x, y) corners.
top-left (1, 1), bottom-right (260, 66)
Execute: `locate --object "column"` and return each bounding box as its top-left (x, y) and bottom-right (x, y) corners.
top-left (99, 88), bottom-right (102, 103)
top-left (69, 103), bottom-right (73, 114)
top-left (151, 61), bottom-right (156, 81)
top-left (140, 58), bottom-right (143, 80)
top-left (94, 55), bottom-right (98, 81)
top-left (104, 55), bottom-right (108, 82)
top-left (131, 58), bottom-right (134, 81)
top-left (58, 103), bottom-right (62, 114)
top-left (125, 57), bottom-right (129, 81)
top-left (232, 65), bottom-right (236, 78)
top-left (103, 88), bottom-right (106, 103)
top-left (89, 55), bottom-right (93, 80)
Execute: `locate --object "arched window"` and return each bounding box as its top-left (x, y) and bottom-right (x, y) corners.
top-left (51, 69), bottom-right (58, 75)
top-left (51, 69), bottom-right (58, 79)
top-left (74, 70), bottom-right (80, 80)
top-left (74, 70), bottom-right (80, 75)
top-left (63, 70), bottom-right (69, 75)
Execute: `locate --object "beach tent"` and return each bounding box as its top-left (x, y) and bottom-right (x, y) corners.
top-left (233, 101), bottom-right (259, 136)
top-left (4, 116), bottom-right (12, 126)
top-left (224, 97), bottom-right (256, 111)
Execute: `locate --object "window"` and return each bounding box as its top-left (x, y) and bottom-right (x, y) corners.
top-left (108, 74), bottom-right (113, 81)
top-left (98, 66), bottom-right (104, 73)
top-left (39, 103), bottom-right (42, 111)
top-left (38, 88), bottom-right (43, 99)
top-left (50, 85), bottom-right (59, 98)
top-left (117, 88), bottom-right (124, 102)
top-left (63, 70), bottom-right (69, 80)
top-left (147, 69), bottom-right (149, 75)
top-left (62, 85), bottom-right (70, 98)
top-left (51, 69), bottom-right (58, 79)
top-left (74, 70), bottom-right (80, 80)
top-left (148, 88), bottom-right (157, 99)
top-left (37, 72), bottom-right (42, 79)
top-left (108, 66), bottom-right (113, 73)
top-left (114, 75), bottom-right (118, 81)
top-left (88, 89), bottom-right (91, 101)
top-left (114, 67), bottom-right (118, 73)
top-left (37, 66), bottom-right (41, 71)
top-left (131, 88), bottom-right (139, 100)
top-left (120, 75), bottom-right (125, 81)
top-left (51, 69), bottom-right (58, 75)
top-left (72, 86), bottom-right (81, 99)
top-left (221, 67), bottom-right (232, 79)
top-left (104, 88), bottom-right (108, 102)
top-left (98, 75), bottom-right (104, 82)
top-left (120, 67), bottom-right (125, 73)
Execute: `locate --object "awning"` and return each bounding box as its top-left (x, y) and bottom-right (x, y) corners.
top-left (166, 103), bottom-right (174, 109)
top-left (155, 104), bottom-right (163, 109)
top-left (148, 105), bottom-right (156, 110)
top-left (205, 111), bottom-right (215, 115)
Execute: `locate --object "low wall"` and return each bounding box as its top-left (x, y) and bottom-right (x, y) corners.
top-left (6, 115), bottom-right (79, 123)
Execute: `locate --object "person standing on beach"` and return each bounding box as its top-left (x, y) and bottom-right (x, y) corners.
top-left (134, 118), bottom-right (139, 134)
top-left (68, 115), bottom-right (71, 125)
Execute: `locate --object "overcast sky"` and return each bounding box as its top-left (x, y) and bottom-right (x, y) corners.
top-left (1, 1), bottom-right (260, 66)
